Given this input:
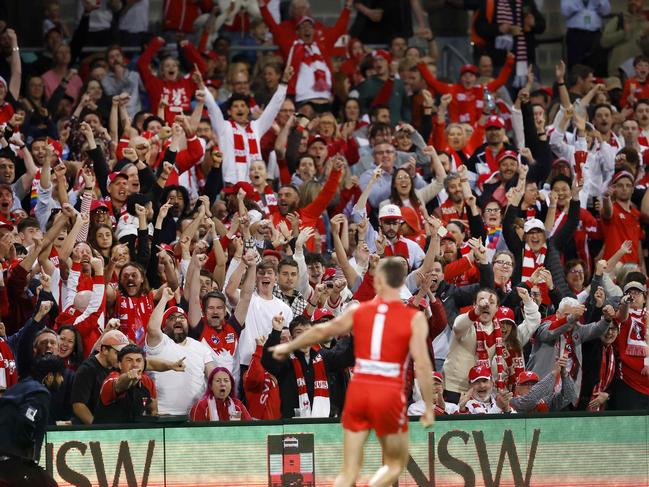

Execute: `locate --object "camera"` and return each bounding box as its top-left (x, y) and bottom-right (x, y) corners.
top-left (326, 282), bottom-right (334, 289)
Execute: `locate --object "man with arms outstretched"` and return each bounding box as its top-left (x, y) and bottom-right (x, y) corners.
top-left (271, 257), bottom-right (435, 487)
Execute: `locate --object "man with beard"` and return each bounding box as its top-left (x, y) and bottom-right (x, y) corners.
top-left (434, 173), bottom-right (467, 227)
top-left (374, 204), bottom-right (425, 270)
top-left (187, 252), bottom-right (257, 374)
top-left (145, 288), bottom-right (216, 415)
top-left (602, 171), bottom-right (643, 267)
top-left (106, 263), bottom-right (157, 347)
top-left (0, 354), bottom-right (64, 487)
top-left (467, 116), bottom-right (517, 191)
top-left (202, 64), bottom-right (291, 184)
top-left (101, 45), bottom-right (143, 118)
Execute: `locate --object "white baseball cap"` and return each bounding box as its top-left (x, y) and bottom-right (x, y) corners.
top-left (523, 218), bottom-right (545, 234)
top-left (378, 204), bottom-right (403, 221)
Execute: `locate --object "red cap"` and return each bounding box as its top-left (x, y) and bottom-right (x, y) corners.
top-left (161, 306), bottom-right (187, 325)
top-left (372, 49), bottom-right (392, 64)
top-left (296, 15), bottom-right (315, 27)
top-left (140, 130), bottom-right (155, 140)
top-left (263, 249), bottom-right (282, 260)
top-left (460, 64), bottom-right (479, 76)
top-left (495, 306), bottom-right (515, 324)
top-left (90, 199), bottom-right (108, 212)
top-left (612, 170), bottom-right (635, 185)
top-left (0, 220), bottom-right (14, 231)
top-left (485, 116), bottom-right (505, 129)
top-left (517, 370), bottom-right (539, 385)
top-left (497, 150), bottom-right (519, 164)
top-left (322, 267), bottom-right (337, 282)
top-left (307, 134), bottom-right (327, 148)
top-left (469, 365), bottom-right (492, 384)
top-left (107, 171), bottom-right (128, 187)
top-left (223, 182), bottom-right (258, 200)
top-left (432, 371), bottom-right (444, 383)
top-left (313, 308), bottom-right (335, 322)
top-left (158, 243), bottom-right (175, 255)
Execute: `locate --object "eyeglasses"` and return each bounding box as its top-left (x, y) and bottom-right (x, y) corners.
top-left (484, 208), bottom-right (500, 214)
top-left (167, 313), bottom-right (186, 323)
top-left (494, 260), bottom-right (513, 267)
top-left (395, 175), bottom-right (411, 181)
top-left (530, 292), bottom-right (542, 298)
top-left (569, 269), bottom-right (584, 275)
top-left (382, 220), bottom-right (401, 226)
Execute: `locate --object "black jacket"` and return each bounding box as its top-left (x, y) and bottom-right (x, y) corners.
top-left (0, 378), bottom-right (51, 460)
top-left (262, 330), bottom-right (354, 418)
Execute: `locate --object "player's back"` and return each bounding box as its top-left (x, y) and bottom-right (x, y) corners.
top-left (351, 298), bottom-right (418, 385)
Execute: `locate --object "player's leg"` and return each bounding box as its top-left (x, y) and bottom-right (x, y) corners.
top-left (333, 428), bottom-right (371, 487)
top-left (368, 431), bottom-right (409, 487)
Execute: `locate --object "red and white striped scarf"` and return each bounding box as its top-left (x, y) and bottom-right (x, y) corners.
top-left (521, 243), bottom-right (546, 283)
top-left (290, 347), bottom-right (330, 417)
top-left (256, 184), bottom-right (278, 217)
top-left (475, 318), bottom-right (507, 389)
top-left (588, 343), bottom-right (616, 412)
top-left (496, 0), bottom-right (527, 62)
top-left (230, 120), bottom-right (260, 165)
top-left (502, 345), bottom-right (525, 391)
top-left (626, 308), bottom-right (647, 357)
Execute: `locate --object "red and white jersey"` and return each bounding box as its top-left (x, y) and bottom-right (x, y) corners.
top-left (351, 298), bottom-right (418, 385)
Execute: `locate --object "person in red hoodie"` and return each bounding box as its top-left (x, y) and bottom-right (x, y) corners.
top-left (137, 37), bottom-right (207, 123)
top-left (417, 53), bottom-right (515, 125)
top-left (259, 0), bottom-right (352, 60)
top-left (244, 335), bottom-right (282, 420)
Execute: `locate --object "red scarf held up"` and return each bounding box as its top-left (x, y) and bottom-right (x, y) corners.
top-left (502, 345), bottom-right (525, 391)
top-left (626, 308), bottom-right (647, 357)
top-left (290, 41), bottom-right (331, 93)
top-left (522, 243), bottom-right (550, 304)
top-left (474, 317), bottom-right (507, 390)
top-left (588, 344), bottom-right (615, 412)
top-left (383, 236), bottom-right (410, 260)
top-left (230, 120), bottom-right (260, 164)
top-left (290, 346), bottom-right (330, 417)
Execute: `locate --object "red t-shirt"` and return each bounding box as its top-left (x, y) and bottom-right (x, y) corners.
top-left (100, 371), bottom-right (157, 405)
top-left (601, 201), bottom-right (643, 263)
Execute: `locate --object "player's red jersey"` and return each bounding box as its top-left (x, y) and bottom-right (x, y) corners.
top-left (343, 298), bottom-right (419, 436)
top-left (351, 298), bottom-right (419, 385)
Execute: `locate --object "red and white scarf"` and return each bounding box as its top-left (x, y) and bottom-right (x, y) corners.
top-left (502, 346), bottom-right (525, 391)
top-left (256, 184), bottom-right (278, 217)
top-left (207, 396), bottom-right (238, 421)
top-left (521, 243), bottom-right (546, 283)
top-left (384, 236), bottom-right (410, 261)
top-left (588, 344), bottom-right (615, 412)
top-left (626, 308), bottom-right (647, 357)
top-left (475, 318), bottom-right (507, 389)
top-left (558, 332), bottom-right (580, 380)
top-left (230, 120), bottom-right (260, 165)
top-left (290, 348), bottom-right (330, 417)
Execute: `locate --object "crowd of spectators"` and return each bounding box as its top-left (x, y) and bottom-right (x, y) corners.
top-left (0, 0), bottom-right (648, 443)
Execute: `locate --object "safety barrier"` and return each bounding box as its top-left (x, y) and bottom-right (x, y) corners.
top-left (42, 411), bottom-right (648, 486)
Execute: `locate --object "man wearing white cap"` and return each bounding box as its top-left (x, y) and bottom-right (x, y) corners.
top-left (375, 204), bottom-right (425, 270)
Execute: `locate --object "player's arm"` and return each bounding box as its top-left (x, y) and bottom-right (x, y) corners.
top-left (270, 305), bottom-right (358, 360)
top-left (410, 311), bottom-right (435, 426)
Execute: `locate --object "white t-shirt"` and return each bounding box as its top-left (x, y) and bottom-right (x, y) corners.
top-left (145, 334), bottom-right (214, 415)
top-left (238, 293), bottom-right (293, 367)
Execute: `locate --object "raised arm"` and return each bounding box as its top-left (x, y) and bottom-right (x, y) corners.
top-left (146, 287), bottom-right (175, 348)
top-left (331, 214), bottom-right (360, 286)
top-left (233, 250), bottom-right (258, 325)
top-left (6, 29), bottom-right (21, 101)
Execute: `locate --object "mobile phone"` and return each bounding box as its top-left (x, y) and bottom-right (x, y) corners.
top-left (326, 282), bottom-right (334, 288)
top-left (437, 226), bottom-right (448, 238)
